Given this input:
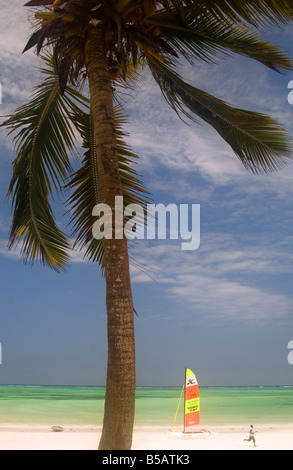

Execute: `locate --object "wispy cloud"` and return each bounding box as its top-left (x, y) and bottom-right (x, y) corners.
top-left (0, 1), bottom-right (40, 110)
top-left (130, 236), bottom-right (293, 324)
top-left (0, 239), bottom-right (20, 260)
top-left (123, 54), bottom-right (293, 191)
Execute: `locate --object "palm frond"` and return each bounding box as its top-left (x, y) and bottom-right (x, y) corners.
top-left (0, 63), bottom-right (82, 271)
top-left (24, 0), bottom-right (54, 6)
top-left (67, 106), bottom-right (102, 264)
top-left (148, 57), bottom-right (293, 174)
top-left (163, 0), bottom-right (293, 28)
top-left (209, 0), bottom-right (293, 26)
top-left (67, 105), bottom-right (149, 267)
top-left (152, 9), bottom-right (293, 72)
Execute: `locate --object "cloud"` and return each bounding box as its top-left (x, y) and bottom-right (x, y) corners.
top-left (123, 54), bottom-right (293, 191)
top-left (0, 1), bottom-right (41, 109)
top-left (0, 239), bottom-right (20, 260)
top-left (169, 273), bottom-right (289, 324)
top-left (130, 236), bottom-right (293, 324)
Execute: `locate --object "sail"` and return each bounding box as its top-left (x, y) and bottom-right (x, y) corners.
top-left (184, 368), bottom-right (200, 429)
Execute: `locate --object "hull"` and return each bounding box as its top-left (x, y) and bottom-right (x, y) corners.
top-left (168, 429), bottom-right (211, 440)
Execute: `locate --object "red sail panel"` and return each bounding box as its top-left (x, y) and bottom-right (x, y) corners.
top-left (185, 410), bottom-right (200, 427)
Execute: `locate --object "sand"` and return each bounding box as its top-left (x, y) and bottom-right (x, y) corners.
top-left (0, 424), bottom-right (292, 450)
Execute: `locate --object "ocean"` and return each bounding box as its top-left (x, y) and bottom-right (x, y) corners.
top-left (0, 385), bottom-right (292, 428)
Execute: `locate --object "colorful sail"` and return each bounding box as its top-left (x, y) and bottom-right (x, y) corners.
top-left (184, 368), bottom-right (200, 429)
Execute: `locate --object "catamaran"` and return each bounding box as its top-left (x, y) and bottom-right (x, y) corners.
top-left (169, 368), bottom-right (210, 438)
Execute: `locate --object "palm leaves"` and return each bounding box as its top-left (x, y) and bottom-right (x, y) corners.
top-left (163, 0), bottom-right (293, 27)
top-left (2, 0), bottom-right (293, 269)
top-left (2, 67), bottom-right (76, 271)
top-left (21, 1), bottom-right (293, 89)
top-left (148, 57), bottom-right (293, 174)
top-left (1, 63), bottom-right (148, 271)
top-left (68, 105), bottom-right (148, 266)
top-left (151, 8), bottom-right (293, 72)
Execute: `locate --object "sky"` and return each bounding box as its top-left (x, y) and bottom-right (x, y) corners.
top-left (0, 2), bottom-right (293, 387)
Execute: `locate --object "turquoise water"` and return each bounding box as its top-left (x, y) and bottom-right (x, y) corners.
top-left (0, 385), bottom-right (292, 427)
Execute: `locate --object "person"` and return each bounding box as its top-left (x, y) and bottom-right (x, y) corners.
top-left (244, 425), bottom-right (256, 447)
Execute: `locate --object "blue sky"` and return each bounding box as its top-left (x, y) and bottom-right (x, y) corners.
top-left (0, 2), bottom-right (293, 387)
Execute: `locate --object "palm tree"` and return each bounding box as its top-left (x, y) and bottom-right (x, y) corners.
top-left (2, 0), bottom-right (293, 449)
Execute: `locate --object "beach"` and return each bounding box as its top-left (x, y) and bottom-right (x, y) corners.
top-left (0, 385), bottom-right (292, 450)
top-left (0, 424), bottom-right (292, 450)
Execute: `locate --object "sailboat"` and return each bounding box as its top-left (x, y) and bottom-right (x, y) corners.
top-left (169, 368), bottom-right (210, 439)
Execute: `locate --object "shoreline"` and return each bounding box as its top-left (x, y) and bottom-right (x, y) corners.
top-left (0, 423), bottom-right (292, 450)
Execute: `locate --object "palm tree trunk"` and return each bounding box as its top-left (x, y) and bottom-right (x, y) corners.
top-left (85, 26), bottom-right (136, 450)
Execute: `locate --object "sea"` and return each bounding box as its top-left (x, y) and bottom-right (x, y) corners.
top-left (0, 385), bottom-right (292, 428)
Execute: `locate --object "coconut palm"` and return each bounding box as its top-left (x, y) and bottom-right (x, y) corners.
top-left (2, 0), bottom-right (293, 449)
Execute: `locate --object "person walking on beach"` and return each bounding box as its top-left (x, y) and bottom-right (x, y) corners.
top-left (244, 425), bottom-right (256, 447)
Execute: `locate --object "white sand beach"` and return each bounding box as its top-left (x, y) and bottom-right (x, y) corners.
top-left (0, 424), bottom-right (292, 450)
